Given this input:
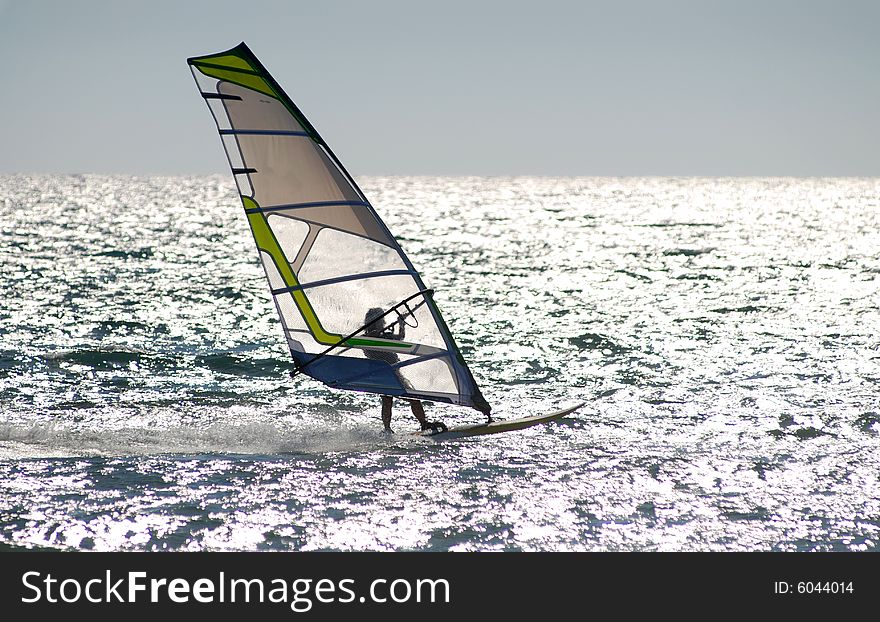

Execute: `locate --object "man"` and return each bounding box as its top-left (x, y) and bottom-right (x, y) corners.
top-left (362, 307), bottom-right (446, 434)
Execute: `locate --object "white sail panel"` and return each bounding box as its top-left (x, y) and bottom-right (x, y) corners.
top-left (269, 205), bottom-right (391, 243)
top-left (235, 135), bottom-right (360, 207)
top-left (219, 82), bottom-right (304, 131)
top-left (299, 228), bottom-right (407, 284)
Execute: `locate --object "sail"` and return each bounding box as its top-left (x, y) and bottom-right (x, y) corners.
top-left (188, 43), bottom-right (490, 413)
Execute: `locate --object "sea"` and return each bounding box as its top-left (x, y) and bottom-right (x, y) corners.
top-left (1, 175), bottom-right (878, 552)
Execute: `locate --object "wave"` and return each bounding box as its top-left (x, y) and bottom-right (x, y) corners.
top-left (42, 348), bottom-right (147, 368)
top-left (35, 349), bottom-right (292, 377)
top-left (0, 420), bottom-right (412, 459)
top-left (569, 333), bottom-right (630, 355)
top-left (92, 248), bottom-right (154, 260)
top-left (195, 353), bottom-right (293, 377)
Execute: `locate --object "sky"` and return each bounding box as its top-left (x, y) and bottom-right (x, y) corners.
top-left (2, 0), bottom-right (879, 176)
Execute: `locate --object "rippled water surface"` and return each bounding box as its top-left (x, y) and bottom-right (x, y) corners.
top-left (1, 175), bottom-right (879, 551)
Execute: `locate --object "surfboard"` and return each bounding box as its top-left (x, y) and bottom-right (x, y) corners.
top-left (416, 402), bottom-right (584, 440)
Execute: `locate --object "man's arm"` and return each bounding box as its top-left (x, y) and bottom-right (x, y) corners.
top-left (385, 316), bottom-right (406, 340)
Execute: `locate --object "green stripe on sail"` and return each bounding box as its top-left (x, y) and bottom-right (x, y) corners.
top-left (242, 197), bottom-right (410, 351)
top-left (243, 199), bottom-right (340, 345)
top-left (191, 48), bottom-right (318, 141)
top-left (194, 53), bottom-right (253, 71)
top-left (348, 337), bottom-right (411, 349)
top-left (193, 63), bottom-right (278, 99)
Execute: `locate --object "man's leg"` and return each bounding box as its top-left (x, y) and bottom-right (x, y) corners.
top-left (382, 395), bottom-right (393, 432)
top-left (410, 400), bottom-right (447, 433)
top-left (410, 400), bottom-right (428, 426)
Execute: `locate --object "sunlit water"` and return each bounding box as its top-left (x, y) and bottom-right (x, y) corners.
top-left (1, 175), bottom-right (879, 551)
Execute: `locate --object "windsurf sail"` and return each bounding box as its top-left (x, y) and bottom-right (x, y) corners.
top-left (188, 42), bottom-right (490, 414)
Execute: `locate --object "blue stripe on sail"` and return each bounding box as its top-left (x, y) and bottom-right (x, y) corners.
top-left (328, 351), bottom-right (449, 388)
top-left (302, 356), bottom-right (406, 393)
top-left (300, 352), bottom-right (457, 405)
top-left (219, 129), bottom-right (311, 137)
top-left (271, 270), bottom-right (416, 295)
top-left (244, 200), bottom-right (371, 214)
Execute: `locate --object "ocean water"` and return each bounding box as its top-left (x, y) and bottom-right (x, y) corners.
top-left (1, 174), bottom-right (879, 551)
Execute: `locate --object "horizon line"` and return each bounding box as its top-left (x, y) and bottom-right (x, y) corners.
top-left (3, 171), bottom-right (880, 180)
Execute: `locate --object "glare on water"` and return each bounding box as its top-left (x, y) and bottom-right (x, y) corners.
top-left (1, 175), bottom-right (879, 551)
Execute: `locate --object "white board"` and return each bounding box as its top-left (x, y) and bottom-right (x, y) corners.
top-left (416, 402), bottom-right (584, 440)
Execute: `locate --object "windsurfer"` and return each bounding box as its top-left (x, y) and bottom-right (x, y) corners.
top-left (363, 307), bottom-right (447, 434)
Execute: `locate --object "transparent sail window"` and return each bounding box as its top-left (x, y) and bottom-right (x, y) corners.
top-left (299, 227), bottom-right (407, 284)
top-left (266, 214), bottom-right (310, 265)
top-left (234, 173), bottom-right (254, 198)
top-left (192, 67), bottom-right (220, 93)
top-left (274, 294), bottom-right (309, 332)
top-left (397, 356), bottom-right (459, 395)
top-left (206, 98), bottom-right (233, 131)
top-left (305, 275), bottom-right (446, 348)
top-left (221, 134), bottom-right (246, 170)
top-left (259, 250), bottom-right (287, 290)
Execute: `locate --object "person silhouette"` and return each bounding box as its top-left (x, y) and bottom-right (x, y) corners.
top-left (362, 307), bottom-right (446, 434)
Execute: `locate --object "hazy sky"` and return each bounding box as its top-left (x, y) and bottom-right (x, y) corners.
top-left (2, 0), bottom-right (879, 175)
